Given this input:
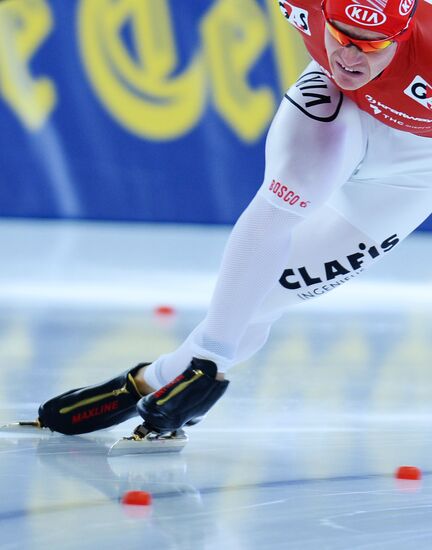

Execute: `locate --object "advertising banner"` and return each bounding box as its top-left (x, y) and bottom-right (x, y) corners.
top-left (0, 0), bottom-right (430, 230)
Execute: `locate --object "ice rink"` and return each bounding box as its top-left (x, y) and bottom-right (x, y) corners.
top-left (1, 219), bottom-right (432, 549)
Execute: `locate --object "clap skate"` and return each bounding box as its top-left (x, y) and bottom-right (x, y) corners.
top-left (0, 420), bottom-right (49, 433)
top-left (0, 363), bottom-right (149, 436)
top-left (109, 358), bottom-right (229, 455)
top-left (108, 423), bottom-right (189, 456)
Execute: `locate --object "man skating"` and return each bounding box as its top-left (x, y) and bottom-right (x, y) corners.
top-left (13, 0), bottom-right (432, 451)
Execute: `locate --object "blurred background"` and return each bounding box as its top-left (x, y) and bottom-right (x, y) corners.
top-left (0, 0), bottom-right (312, 224)
top-left (0, 0), bottom-right (430, 226)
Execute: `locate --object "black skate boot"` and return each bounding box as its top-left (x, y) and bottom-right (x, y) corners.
top-left (136, 358), bottom-right (229, 434)
top-left (37, 363), bottom-right (149, 435)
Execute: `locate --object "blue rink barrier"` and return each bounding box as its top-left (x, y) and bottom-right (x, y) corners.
top-left (0, 0), bottom-right (430, 230)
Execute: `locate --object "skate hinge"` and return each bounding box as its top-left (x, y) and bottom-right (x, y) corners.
top-left (20, 420), bottom-right (42, 428)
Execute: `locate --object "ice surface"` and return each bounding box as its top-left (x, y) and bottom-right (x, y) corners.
top-left (0, 222), bottom-right (432, 549)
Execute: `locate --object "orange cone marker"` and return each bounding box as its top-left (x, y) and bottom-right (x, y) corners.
top-left (395, 466), bottom-right (422, 480)
top-left (121, 490), bottom-right (152, 506)
top-left (154, 305), bottom-right (175, 316)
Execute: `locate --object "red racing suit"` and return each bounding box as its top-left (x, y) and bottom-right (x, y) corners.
top-left (279, 0), bottom-right (432, 136)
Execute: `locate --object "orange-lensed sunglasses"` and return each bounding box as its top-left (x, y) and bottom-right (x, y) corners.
top-left (321, 0), bottom-right (414, 53)
top-left (325, 20), bottom-right (395, 52)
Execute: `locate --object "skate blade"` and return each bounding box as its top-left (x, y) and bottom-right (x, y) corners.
top-left (108, 429), bottom-right (188, 456)
top-left (0, 421), bottom-right (47, 433)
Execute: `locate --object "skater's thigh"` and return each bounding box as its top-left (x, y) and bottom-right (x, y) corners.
top-left (254, 180), bottom-right (432, 320)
